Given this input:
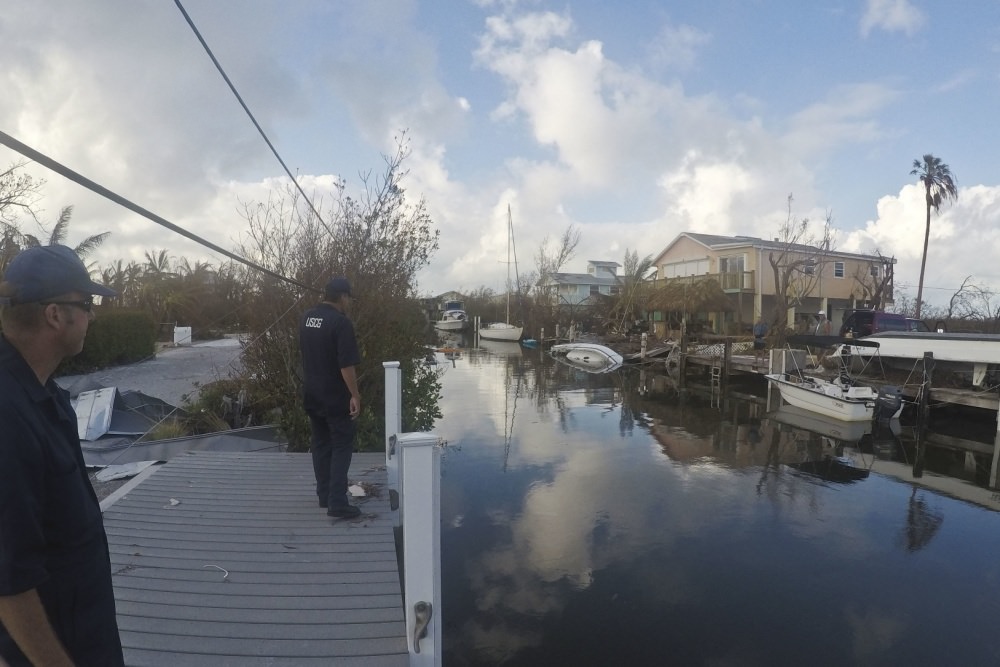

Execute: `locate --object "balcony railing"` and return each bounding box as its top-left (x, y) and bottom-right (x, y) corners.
top-left (655, 271), bottom-right (755, 293)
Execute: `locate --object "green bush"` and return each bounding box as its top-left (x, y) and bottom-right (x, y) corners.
top-left (59, 309), bottom-right (157, 374)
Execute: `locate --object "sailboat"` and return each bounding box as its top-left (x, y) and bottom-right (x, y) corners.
top-left (479, 205), bottom-right (524, 342)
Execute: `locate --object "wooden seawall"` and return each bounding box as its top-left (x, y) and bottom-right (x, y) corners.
top-left (102, 450), bottom-right (408, 666)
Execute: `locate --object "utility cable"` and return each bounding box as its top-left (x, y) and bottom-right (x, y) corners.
top-left (0, 129), bottom-right (317, 294)
top-left (173, 0), bottom-right (335, 240)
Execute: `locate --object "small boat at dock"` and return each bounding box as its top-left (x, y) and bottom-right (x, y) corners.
top-left (434, 299), bottom-right (469, 331)
top-left (767, 335), bottom-right (902, 423)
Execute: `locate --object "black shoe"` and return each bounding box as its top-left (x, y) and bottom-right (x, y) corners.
top-left (327, 505), bottom-right (362, 519)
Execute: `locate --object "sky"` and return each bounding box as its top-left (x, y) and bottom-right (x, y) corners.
top-left (2, 0), bottom-right (1000, 308)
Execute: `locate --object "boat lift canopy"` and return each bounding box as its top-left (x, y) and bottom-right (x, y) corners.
top-left (786, 334), bottom-right (880, 349)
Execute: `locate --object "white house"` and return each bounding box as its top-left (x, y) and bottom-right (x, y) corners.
top-left (538, 260), bottom-right (622, 307)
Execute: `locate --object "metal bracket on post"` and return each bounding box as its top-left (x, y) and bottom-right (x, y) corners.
top-left (412, 601), bottom-right (432, 653)
top-left (388, 434), bottom-right (400, 511)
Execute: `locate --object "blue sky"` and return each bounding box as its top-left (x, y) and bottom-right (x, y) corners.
top-left (2, 0), bottom-right (999, 307)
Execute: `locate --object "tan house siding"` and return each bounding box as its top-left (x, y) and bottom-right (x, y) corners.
top-left (649, 232), bottom-right (894, 335)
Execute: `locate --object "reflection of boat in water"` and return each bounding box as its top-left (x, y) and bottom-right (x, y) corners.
top-left (768, 405), bottom-right (873, 443)
top-left (787, 457), bottom-right (870, 483)
top-left (550, 343), bottom-right (623, 372)
top-left (434, 299), bottom-right (469, 331)
top-left (478, 338), bottom-right (523, 356)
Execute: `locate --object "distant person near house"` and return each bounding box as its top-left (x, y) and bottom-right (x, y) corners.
top-left (752, 317), bottom-right (768, 367)
top-left (811, 310), bottom-right (832, 367)
top-left (299, 277), bottom-right (363, 519)
top-left (0, 245), bottom-right (125, 666)
top-left (813, 310), bottom-right (831, 336)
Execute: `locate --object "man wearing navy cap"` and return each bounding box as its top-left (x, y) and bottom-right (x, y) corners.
top-left (299, 277), bottom-right (363, 519)
top-left (0, 245), bottom-right (124, 666)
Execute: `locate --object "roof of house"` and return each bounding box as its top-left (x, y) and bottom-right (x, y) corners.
top-left (653, 232), bottom-right (894, 265)
top-left (586, 260), bottom-right (622, 267)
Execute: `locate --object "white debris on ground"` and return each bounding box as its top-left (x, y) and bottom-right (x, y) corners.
top-left (94, 461), bottom-right (158, 482)
top-left (348, 484), bottom-right (367, 497)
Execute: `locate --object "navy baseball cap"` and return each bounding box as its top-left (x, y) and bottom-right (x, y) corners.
top-left (324, 277), bottom-right (353, 298)
top-left (1, 245), bottom-right (117, 305)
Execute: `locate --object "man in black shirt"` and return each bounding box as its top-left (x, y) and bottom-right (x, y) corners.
top-left (0, 245), bottom-right (124, 666)
top-left (299, 277), bottom-right (363, 518)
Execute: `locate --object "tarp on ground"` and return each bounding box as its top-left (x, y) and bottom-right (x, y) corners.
top-left (82, 425), bottom-right (284, 467)
top-left (72, 388), bottom-right (184, 441)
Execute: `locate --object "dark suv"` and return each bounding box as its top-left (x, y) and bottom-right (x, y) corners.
top-left (839, 310), bottom-right (920, 338)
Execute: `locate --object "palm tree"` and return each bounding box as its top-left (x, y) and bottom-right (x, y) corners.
top-left (910, 155), bottom-right (958, 319)
top-left (22, 205), bottom-right (111, 257)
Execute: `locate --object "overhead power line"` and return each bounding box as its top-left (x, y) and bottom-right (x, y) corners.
top-left (173, 0), bottom-right (335, 239)
top-left (0, 129), bottom-right (317, 293)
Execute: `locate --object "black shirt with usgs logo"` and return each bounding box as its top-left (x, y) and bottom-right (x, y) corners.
top-left (299, 302), bottom-right (362, 417)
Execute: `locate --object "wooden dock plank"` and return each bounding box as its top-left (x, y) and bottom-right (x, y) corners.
top-left (104, 451), bottom-right (407, 665)
top-left (124, 648), bottom-right (404, 667)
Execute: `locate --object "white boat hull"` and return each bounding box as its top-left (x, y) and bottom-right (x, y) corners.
top-left (434, 319), bottom-right (467, 331)
top-left (550, 343), bottom-right (624, 371)
top-left (766, 373), bottom-right (877, 422)
top-left (479, 323), bottom-right (523, 341)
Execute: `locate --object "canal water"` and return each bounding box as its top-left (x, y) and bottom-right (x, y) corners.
top-left (432, 342), bottom-right (1000, 666)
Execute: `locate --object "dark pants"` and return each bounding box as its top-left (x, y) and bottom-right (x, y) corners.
top-left (309, 414), bottom-right (356, 509)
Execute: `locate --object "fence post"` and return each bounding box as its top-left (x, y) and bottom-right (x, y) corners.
top-left (398, 432), bottom-right (442, 666)
top-left (384, 362), bottom-right (402, 523)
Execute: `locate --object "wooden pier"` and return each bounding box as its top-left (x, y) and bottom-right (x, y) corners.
top-left (102, 450), bottom-right (408, 666)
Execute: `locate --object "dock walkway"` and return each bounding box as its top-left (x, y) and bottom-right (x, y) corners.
top-left (102, 450), bottom-right (407, 666)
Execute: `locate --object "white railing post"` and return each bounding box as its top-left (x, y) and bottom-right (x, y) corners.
top-left (383, 362), bottom-right (403, 525)
top-left (398, 432), bottom-right (442, 666)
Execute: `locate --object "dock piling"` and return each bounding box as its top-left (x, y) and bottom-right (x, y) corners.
top-left (398, 432), bottom-right (443, 666)
top-left (384, 362), bottom-right (402, 518)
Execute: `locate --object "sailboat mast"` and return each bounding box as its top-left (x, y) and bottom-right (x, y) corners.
top-left (506, 205), bottom-right (512, 323)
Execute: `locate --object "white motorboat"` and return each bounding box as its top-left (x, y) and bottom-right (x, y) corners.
top-left (550, 343), bottom-right (624, 372)
top-left (434, 299), bottom-right (468, 331)
top-left (479, 205), bottom-right (524, 342)
top-left (767, 370), bottom-right (904, 423)
top-left (766, 373), bottom-right (885, 421)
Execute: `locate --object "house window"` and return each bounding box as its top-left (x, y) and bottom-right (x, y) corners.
top-left (870, 265), bottom-right (880, 278)
top-left (803, 263), bottom-right (815, 276)
top-left (590, 284), bottom-right (600, 295)
top-left (610, 286), bottom-right (620, 296)
top-left (834, 261), bottom-right (845, 278)
top-left (664, 259), bottom-right (709, 278)
top-left (719, 255), bottom-right (744, 274)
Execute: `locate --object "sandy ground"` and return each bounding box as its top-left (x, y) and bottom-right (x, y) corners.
top-left (56, 337), bottom-right (246, 502)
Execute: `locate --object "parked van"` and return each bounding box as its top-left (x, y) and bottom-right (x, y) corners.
top-left (838, 310), bottom-right (916, 338)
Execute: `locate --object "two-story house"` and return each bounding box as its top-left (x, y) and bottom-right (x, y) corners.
top-left (649, 232), bottom-right (894, 335)
top-left (537, 260), bottom-right (622, 308)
